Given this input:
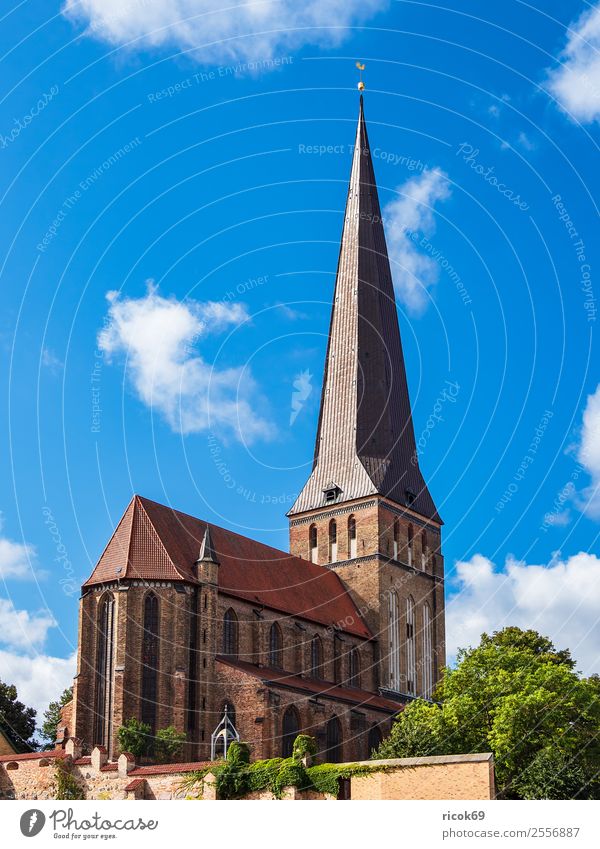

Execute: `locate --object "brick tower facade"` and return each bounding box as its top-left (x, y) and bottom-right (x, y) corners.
top-left (288, 96), bottom-right (446, 700)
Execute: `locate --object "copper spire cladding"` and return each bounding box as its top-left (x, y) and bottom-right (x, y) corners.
top-left (289, 97), bottom-right (440, 522)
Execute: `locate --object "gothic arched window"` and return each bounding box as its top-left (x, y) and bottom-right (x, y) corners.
top-left (333, 634), bottom-right (343, 684)
top-left (94, 593), bottom-right (115, 747)
top-left (406, 596), bottom-right (416, 695)
top-left (407, 524), bottom-right (414, 567)
top-left (388, 590), bottom-right (400, 691)
top-left (269, 622), bottom-right (283, 668)
top-left (282, 706), bottom-right (300, 758)
top-left (421, 530), bottom-right (428, 570)
top-left (328, 520), bottom-right (337, 563)
top-left (223, 608), bottom-right (239, 659)
top-left (347, 515), bottom-right (357, 559)
top-left (311, 635), bottom-right (323, 679)
top-left (326, 716), bottom-right (343, 763)
top-left (422, 602), bottom-right (433, 698)
top-left (349, 647), bottom-right (360, 688)
top-left (309, 524), bottom-right (318, 563)
top-left (141, 592), bottom-right (160, 730)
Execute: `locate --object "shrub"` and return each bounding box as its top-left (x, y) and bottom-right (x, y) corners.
top-left (154, 726), bottom-right (186, 763)
top-left (117, 717), bottom-right (152, 759)
top-left (292, 734), bottom-right (317, 762)
top-left (54, 760), bottom-right (84, 800)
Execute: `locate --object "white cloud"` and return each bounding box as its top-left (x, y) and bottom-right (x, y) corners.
top-left (0, 649), bottom-right (76, 722)
top-left (62, 0), bottom-right (387, 65)
top-left (0, 598), bottom-right (56, 650)
top-left (547, 3), bottom-right (600, 122)
top-left (447, 551), bottom-right (600, 675)
top-left (0, 516), bottom-right (36, 580)
top-left (575, 383), bottom-right (600, 518)
top-left (98, 283), bottom-right (273, 442)
top-left (383, 168), bottom-right (451, 314)
top-left (41, 348), bottom-right (63, 372)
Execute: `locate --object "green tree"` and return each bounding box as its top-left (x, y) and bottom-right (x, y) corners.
top-left (117, 717), bottom-right (152, 758)
top-left (40, 687), bottom-right (73, 743)
top-left (0, 679), bottom-right (37, 751)
top-left (154, 726), bottom-right (186, 763)
top-left (376, 627), bottom-right (600, 799)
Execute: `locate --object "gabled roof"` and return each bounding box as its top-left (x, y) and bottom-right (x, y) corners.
top-left (289, 97), bottom-right (441, 523)
top-left (84, 496), bottom-right (371, 639)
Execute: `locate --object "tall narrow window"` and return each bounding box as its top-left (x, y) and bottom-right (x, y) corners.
top-left (368, 725), bottom-right (382, 756)
top-left (141, 592), bottom-right (160, 731)
top-left (406, 596), bottom-right (416, 695)
top-left (348, 516), bottom-right (357, 559)
top-left (269, 622), bottom-right (283, 668)
top-left (421, 530), bottom-right (428, 570)
top-left (407, 524), bottom-right (413, 567)
top-left (349, 647), bottom-right (360, 688)
top-left (94, 594), bottom-right (115, 748)
top-left (309, 524), bottom-right (318, 563)
top-left (393, 519), bottom-right (399, 560)
top-left (223, 608), bottom-right (239, 659)
top-left (311, 635), bottom-right (323, 678)
top-left (328, 520), bottom-right (337, 563)
top-left (326, 716), bottom-right (343, 763)
top-left (333, 635), bottom-right (343, 683)
top-left (422, 602), bottom-right (433, 698)
top-left (282, 706), bottom-right (300, 758)
top-left (388, 591), bottom-right (400, 691)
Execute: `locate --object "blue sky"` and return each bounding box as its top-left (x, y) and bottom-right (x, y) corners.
top-left (1, 0), bottom-right (599, 718)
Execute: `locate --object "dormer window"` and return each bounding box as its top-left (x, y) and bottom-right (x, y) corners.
top-left (405, 488), bottom-right (416, 506)
top-left (323, 482), bottom-right (342, 504)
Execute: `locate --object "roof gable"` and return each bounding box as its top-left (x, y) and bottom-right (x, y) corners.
top-left (84, 496), bottom-right (371, 639)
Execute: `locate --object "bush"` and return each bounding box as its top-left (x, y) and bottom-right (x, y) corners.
top-left (154, 726), bottom-right (186, 763)
top-left (117, 718), bottom-right (152, 759)
top-left (292, 734), bottom-right (317, 762)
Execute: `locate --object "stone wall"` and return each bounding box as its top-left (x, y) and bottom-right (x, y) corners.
top-left (351, 754), bottom-right (495, 800)
top-left (0, 741), bottom-right (494, 801)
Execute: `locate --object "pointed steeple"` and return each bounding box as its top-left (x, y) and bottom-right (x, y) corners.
top-left (196, 525), bottom-right (220, 565)
top-left (289, 97), bottom-right (440, 522)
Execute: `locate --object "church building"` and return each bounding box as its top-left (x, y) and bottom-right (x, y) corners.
top-left (70, 96), bottom-right (446, 764)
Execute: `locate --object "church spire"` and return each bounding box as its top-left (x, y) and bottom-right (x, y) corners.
top-left (289, 97), bottom-right (440, 522)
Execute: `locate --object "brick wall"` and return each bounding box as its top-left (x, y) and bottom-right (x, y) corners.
top-left (0, 745), bottom-right (494, 801)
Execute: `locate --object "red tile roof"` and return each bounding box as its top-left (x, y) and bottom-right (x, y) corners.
top-left (84, 496), bottom-right (371, 639)
top-left (129, 761), bottom-right (215, 776)
top-left (217, 657), bottom-right (403, 714)
top-left (0, 749), bottom-right (65, 763)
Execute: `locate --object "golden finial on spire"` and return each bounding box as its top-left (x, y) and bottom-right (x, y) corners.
top-left (356, 61), bottom-right (366, 92)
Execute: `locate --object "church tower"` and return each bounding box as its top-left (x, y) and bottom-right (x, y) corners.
top-left (288, 97), bottom-right (446, 700)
